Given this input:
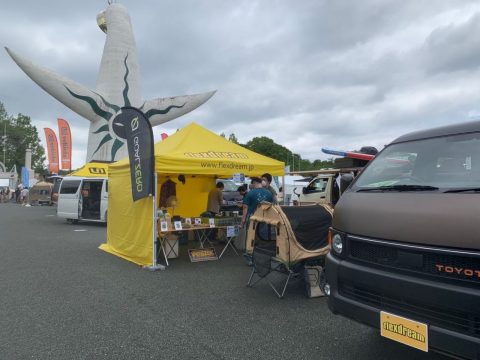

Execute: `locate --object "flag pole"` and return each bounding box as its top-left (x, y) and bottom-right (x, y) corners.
top-left (143, 171), bottom-right (165, 271)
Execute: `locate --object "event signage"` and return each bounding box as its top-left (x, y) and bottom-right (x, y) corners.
top-left (57, 118), bottom-right (72, 170)
top-left (44, 128), bottom-right (59, 174)
top-left (21, 166), bottom-right (29, 188)
top-left (233, 173), bottom-right (245, 183)
top-left (160, 221), bottom-right (168, 232)
top-left (112, 107), bottom-right (155, 201)
top-left (226, 226), bottom-right (237, 237)
top-left (174, 221), bottom-right (182, 230)
top-left (188, 248), bottom-right (218, 262)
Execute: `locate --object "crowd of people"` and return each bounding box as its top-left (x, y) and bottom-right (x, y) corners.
top-left (0, 184), bottom-right (29, 204)
top-left (205, 172), bottom-right (278, 227)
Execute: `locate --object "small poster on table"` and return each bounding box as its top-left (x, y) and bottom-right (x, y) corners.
top-left (227, 226), bottom-right (236, 237)
top-left (185, 218), bottom-right (192, 225)
top-left (174, 221), bottom-right (183, 230)
top-left (233, 173), bottom-right (245, 183)
top-left (209, 218), bottom-right (215, 228)
top-left (194, 218), bottom-right (202, 225)
top-left (160, 221), bottom-right (168, 232)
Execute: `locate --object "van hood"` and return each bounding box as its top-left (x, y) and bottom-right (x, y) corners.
top-left (333, 191), bottom-right (480, 250)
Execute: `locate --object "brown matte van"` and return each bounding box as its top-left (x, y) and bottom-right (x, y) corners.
top-left (326, 120), bottom-right (480, 359)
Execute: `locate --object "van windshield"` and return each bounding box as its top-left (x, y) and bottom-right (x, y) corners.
top-left (353, 132), bottom-right (480, 191)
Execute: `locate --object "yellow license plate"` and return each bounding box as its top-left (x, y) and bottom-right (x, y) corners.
top-left (380, 311), bottom-right (428, 352)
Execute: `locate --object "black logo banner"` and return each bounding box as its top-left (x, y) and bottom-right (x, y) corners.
top-left (112, 107), bottom-right (155, 201)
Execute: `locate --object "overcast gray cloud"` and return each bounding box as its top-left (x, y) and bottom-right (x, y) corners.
top-left (2, 0), bottom-right (480, 169)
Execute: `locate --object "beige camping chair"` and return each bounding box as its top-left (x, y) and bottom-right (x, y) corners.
top-left (246, 203), bottom-right (332, 298)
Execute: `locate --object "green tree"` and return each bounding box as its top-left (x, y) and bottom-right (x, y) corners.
top-left (244, 136), bottom-right (291, 162)
top-left (228, 133), bottom-right (239, 144)
top-left (0, 103), bottom-right (46, 175)
top-left (244, 135), bottom-right (334, 171)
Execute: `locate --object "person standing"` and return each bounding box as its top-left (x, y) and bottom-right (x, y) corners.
top-left (241, 177), bottom-right (273, 265)
top-left (20, 187), bottom-right (29, 206)
top-left (241, 177), bottom-right (273, 228)
top-left (15, 184), bottom-right (22, 204)
top-left (207, 181), bottom-right (224, 215)
top-left (261, 173), bottom-right (277, 204)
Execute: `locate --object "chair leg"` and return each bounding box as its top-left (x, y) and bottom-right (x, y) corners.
top-left (269, 271), bottom-right (292, 299)
top-left (247, 268), bottom-right (256, 287)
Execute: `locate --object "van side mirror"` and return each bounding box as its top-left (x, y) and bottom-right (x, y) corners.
top-left (340, 174), bottom-right (354, 194)
top-left (302, 187), bottom-right (308, 194)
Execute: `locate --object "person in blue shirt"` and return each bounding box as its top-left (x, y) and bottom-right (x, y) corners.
top-left (240, 177), bottom-right (273, 228)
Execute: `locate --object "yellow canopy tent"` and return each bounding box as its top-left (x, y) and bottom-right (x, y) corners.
top-left (100, 122), bottom-right (284, 266)
top-left (69, 162), bottom-right (110, 177)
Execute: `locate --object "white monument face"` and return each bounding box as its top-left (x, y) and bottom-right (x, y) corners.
top-left (6, 4), bottom-right (215, 162)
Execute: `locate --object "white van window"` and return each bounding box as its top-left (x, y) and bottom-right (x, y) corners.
top-left (60, 180), bottom-right (81, 194)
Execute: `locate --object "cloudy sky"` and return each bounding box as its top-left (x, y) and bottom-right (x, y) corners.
top-left (2, 0), bottom-right (480, 169)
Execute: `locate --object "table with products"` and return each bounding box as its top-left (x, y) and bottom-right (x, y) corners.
top-left (156, 215), bottom-right (241, 266)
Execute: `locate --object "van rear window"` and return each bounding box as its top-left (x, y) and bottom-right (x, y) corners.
top-left (60, 180), bottom-right (81, 194)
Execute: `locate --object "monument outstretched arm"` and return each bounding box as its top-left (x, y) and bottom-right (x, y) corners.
top-left (5, 47), bottom-right (114, 123)
top-left (142, 90), bottom-right (216, 126)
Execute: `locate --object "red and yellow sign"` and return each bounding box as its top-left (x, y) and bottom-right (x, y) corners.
top-left (57, 118), bottom-right (72, 171)
top-left (380, 311), bottom-right (428, 352)
top-left (44, 128), bottom-right (59, 174)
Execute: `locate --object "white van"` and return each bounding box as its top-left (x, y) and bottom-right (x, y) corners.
top-left (57, 176), bottom-right (108, 223)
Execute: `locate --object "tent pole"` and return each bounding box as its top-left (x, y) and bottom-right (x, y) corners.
top-left (143, 172), bottom-right (165, 271)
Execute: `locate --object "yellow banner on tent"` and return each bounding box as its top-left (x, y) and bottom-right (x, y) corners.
top-left (69, 162), bottom-right (110, 177)
top-left (111, 122), bottom-right (285, 177)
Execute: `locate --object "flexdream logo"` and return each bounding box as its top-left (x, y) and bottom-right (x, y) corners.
top-left (185, 151), bottom-right (248, 159)
top-left (382, 321), bottom-right (426, 343)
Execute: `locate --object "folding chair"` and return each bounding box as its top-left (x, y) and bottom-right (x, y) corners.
top-left (246, 246), bottom-right (303, 299)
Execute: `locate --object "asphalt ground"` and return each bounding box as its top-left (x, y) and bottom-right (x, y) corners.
top-left (0, 203), bottom-right (447, 360)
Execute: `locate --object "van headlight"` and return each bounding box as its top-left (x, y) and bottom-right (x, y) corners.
top-left (332, 234), bottom-right (343, 255)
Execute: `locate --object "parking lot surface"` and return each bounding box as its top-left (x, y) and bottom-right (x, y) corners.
top-left (0, 204), bottom-right (446, 359)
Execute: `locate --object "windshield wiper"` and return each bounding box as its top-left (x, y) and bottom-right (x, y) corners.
top-left (443, 188), bottom-right (480, 193)
top-left (357, 185), bottom-right (439, 192)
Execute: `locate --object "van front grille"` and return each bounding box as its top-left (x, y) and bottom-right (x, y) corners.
top-left (348, 238), bottom-right (480, 285)
top-left (339, 282), bottom-right (480, 337)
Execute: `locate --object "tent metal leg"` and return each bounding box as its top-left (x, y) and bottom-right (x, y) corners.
top-left (247, 268), bottom-right (257, 287)
top-left (218, 237), bottom-right (239, 259)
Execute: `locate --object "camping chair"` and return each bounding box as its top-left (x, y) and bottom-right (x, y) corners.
top-left (246, 203), bottom-right (332, 298)
top-left (246, 221), bottom-right (303, 298)
top-left (247, 245), bottom-right (304, 298)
